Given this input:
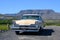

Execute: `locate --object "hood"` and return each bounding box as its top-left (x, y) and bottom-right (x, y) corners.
top-left (15, 19), bottom-right (38, 25)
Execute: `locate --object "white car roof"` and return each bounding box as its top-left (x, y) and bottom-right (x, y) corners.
top-left (23, 14), bottom-right (40, 16)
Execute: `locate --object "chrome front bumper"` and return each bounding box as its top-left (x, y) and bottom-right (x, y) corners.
top-left (11, 26), bottom-right (40, 32)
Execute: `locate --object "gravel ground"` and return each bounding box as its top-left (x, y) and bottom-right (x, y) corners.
top-left (0, 26), bottom-right (60, 40)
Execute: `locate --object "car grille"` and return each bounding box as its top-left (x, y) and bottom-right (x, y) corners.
top-left (19, 25), bottom-right (35, 27)
top-left (19, 28), bottom-right (38, 30)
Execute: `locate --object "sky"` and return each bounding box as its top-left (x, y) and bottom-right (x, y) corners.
top-left (0, 0), bottom-right (60, 14)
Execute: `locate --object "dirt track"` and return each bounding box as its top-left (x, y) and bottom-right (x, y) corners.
top-left (0, 26), bottom-right (60, 40)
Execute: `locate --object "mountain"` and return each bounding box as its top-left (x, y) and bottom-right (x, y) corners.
top-left (0, 14), bottom-right (17, 19)
top-left (0, 9), bottom-right (60, 20)
top-left (17, 9), bottom-right (60, 20)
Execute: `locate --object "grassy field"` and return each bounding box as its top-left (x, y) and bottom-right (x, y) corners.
top-left (0, 24), bottom-right (9, 30)
top-left (45, 20), bottom-right (60, 26)
top-left (0, 19), bottom-right (12, 30)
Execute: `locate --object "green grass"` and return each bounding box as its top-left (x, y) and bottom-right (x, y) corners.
top-left (0, 19), bottom-right (12, 24)
top-left (45, 20), bottom-right (60, 26)
top-left (0, 19), bottom-right (12, 30)
top-left (0, 24), bottom-right (9, 30)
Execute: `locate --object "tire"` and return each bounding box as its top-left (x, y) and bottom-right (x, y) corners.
top-left (15, 31), bottom-right (19, 35)
top-left (43, 25), bottom-right (45, 27)
top-left (39, 27), bottom-right (43, 32)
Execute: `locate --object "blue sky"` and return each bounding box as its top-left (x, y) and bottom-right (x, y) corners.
top-left (0, 0), bottom-right (60, 14)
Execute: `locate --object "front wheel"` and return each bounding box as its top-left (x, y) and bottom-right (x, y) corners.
top-left (39, 27), bottom-right (43, 32)
top-left (15, 31), bottom-right (19, 35)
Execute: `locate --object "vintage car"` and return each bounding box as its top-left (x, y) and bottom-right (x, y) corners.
top-left (10, 14), bottom-right (45, 35)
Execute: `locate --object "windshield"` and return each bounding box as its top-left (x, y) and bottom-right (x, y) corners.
top-left (22, 16), bottom-right (41, 20)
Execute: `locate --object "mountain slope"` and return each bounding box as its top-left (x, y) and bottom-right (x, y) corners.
top-left (0, 9), bottom-right (60, 20)
top-left (17, 9), bottom-right (60, 20)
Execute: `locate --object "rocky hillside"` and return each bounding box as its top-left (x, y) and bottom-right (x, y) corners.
top-left (0, 14), bottom-right (17, 19)
top-left (0, 9), bottom-right (60, 20)
top-left (17, 9), bottom-right (60, 20)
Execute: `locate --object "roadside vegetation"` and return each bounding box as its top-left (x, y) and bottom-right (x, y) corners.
top-left (45, 20), bottom-right (60, 26)
top-left (0, 19), bottom-right (12, 31)
top-left (0, 24), bottom-right (9, 30)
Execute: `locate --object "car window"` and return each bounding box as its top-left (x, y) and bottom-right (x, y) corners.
top-left (22, 15), bottom-right (42, 20)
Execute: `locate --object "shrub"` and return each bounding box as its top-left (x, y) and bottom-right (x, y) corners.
top-left (0, 19), bottom-right (12, 24)
top-left (0, 24), bottom-right (9, 30)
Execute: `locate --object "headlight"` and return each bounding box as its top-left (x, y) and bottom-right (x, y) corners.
top-left (13, 23), bottom-right (19, 27)
top-left (35, 21), bottom-right (39, 24)
top-left (35, 21), bottom-right (42, 27)
top-left (35, 21), bottom-right (42, 24)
